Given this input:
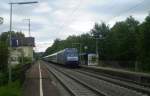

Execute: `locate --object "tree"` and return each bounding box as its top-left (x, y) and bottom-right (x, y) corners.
top-left (0, 31), bottom-right (24, 72)
top-left (0, 31), bottom-right (24, 43)
top-left (0, 41), bottom-right (9, 72)
top-left (91, 22), bottom-right (109, 39)
top-left (138, 14), bottom-right (150, 71)
top-left (91, 22), bottom-right (110, 59)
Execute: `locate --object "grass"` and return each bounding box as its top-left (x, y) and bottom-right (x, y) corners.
top-left (0, 81), bottom-right (22, 96)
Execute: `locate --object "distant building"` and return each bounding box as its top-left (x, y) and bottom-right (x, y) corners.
top-left (10, 36), bottom-right (35, 65)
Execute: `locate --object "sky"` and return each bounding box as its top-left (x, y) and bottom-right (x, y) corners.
top-left (0, 0), bottom-right (150, 52)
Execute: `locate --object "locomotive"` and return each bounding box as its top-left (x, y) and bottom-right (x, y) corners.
top-left (43, 48), bottom-right (79, 67)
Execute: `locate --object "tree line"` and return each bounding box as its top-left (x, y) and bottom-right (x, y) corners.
top-left (44, 14), bottom-right (150, 72)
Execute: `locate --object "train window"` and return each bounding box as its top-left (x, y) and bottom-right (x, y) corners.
top-left (67, 52), bottom-right (78, 57)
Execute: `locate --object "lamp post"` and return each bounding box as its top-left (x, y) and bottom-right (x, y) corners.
top-left (92, 37), bottom-right (100, 66)
top-left (23, 19), bottom-right (31, 37)
top-left (96, 38), bottom-right (99, 64)
top-left (8, 1), bottom-right (38, 83)
top-left (84, 46), bottom-right (88, 65)
top-left (91, 35), bottom-right (101, 65)
top-left (94, 35), bottom-right (104, 66)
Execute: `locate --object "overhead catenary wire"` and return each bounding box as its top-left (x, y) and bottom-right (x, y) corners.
top-left (55, 0), bottom-right (83, 36)
top-left (42, 1), bottom-right (147, 48)
top-left (48, 0), bottom-right (147, 40)
top-left (107, 0), bottom-right (146, 23)
top-left (53, 0), bottom-right (147, 38)
top-left (56, 0), bottom-right (146, 33)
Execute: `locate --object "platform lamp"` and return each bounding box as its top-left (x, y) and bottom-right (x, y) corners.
top-left (8, 1), bottom-right (38, 83)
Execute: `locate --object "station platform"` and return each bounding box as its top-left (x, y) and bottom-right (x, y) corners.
top-left (23, 61), bottom-right (60, 96)
top-left (81, 65), bottom-right (150, 76)
top-left (81, 65), bottom-right (150, 85)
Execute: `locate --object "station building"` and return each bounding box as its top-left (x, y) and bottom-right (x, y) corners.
top-left (10, 37), bottom-right (35, 65)
top-left (80, 53), bottom-right (97, 66)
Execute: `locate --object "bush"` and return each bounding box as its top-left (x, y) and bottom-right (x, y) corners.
top-left (0, 81), bottom-right (22, 96)
top-left (18, 57), bottom-right (32, 65)
top-left (139, 57), bottom-right (150, 72)
top-left (0, 72), bottom-right (8, 86)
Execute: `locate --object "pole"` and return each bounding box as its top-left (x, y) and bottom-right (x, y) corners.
top-left (29, 19), bottom-right (31, 37)
top-left (9, 3), bottom-right (13, 83)
top-left (21, 50), bottom-right (24, 65)
top-left (96, 38), bottom-right (99, 65)
top-left (79, 43), bottom-right (82, 64)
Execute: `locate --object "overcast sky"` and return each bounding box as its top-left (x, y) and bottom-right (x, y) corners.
top-left (0, 0), bottom-right (150, 52)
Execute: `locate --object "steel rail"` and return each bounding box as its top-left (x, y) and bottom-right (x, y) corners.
top-left (43, 62), bottom-right (101, 96)
top-left (75, 69), bottom-right (150, 95)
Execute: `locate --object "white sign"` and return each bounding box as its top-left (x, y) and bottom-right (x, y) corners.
top-left (88, 54), bottom-right (97, 66)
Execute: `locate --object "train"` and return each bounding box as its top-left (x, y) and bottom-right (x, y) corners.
top-left (43, 48), bottom-right (79, 67)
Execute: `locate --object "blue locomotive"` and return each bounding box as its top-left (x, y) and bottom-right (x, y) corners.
top-left (43, 48), bottom-right (79, 67)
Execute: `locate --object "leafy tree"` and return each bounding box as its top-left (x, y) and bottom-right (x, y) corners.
top-left (91, 22), bottom-right (109, 39)
top-left (0, 41), bottom-right (8, 72)
top-left (0, 31), bottom-right (24, 43)
top-left (110, 16), bottom-right (139, 60)
top-left (138, 14), bottom-right (150, 71)
top-left (0, 31), bottom-right (24, 73)
top-left (104, 16), bottom-right (139, 68)
top-left (90, 22), bottom-right (110, 59)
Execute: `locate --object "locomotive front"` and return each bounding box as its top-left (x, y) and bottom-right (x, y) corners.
top-left (65, 48), bottom-right (79, 67)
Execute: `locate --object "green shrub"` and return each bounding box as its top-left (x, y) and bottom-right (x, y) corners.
top-left (0, 81), bottom-right (22, 96)
top-left (0, 72), bottom-right (8, 86)
top-left (139, 57), bottom-right (150, 72)
top-left (18, 57), bottom-right (32, 64)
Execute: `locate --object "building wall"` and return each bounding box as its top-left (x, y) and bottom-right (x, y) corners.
top-left (10, 36), bottom-right (34, 65)
top-left (10, 46), bottom-right (33, 65)
top-left (20, 46), bottom-right (33, 58)
top-left (10, 48), bottom-right (21, 65)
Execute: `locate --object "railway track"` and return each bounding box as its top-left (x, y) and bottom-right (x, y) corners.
top-left (43, 61), bottom-right (149, 96)
top-left (75, 69), bottom-right (150, 95)
top-left (44, 62), bottom-right (100, 96)
top-left (80, 67), bottom-right (150, 88)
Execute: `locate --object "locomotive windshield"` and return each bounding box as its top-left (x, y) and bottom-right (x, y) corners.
top-left (66, 49), bottom-right (78, 57)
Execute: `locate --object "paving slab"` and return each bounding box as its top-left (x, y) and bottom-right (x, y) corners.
top-left (23, 62), bottom-right (60, 96)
